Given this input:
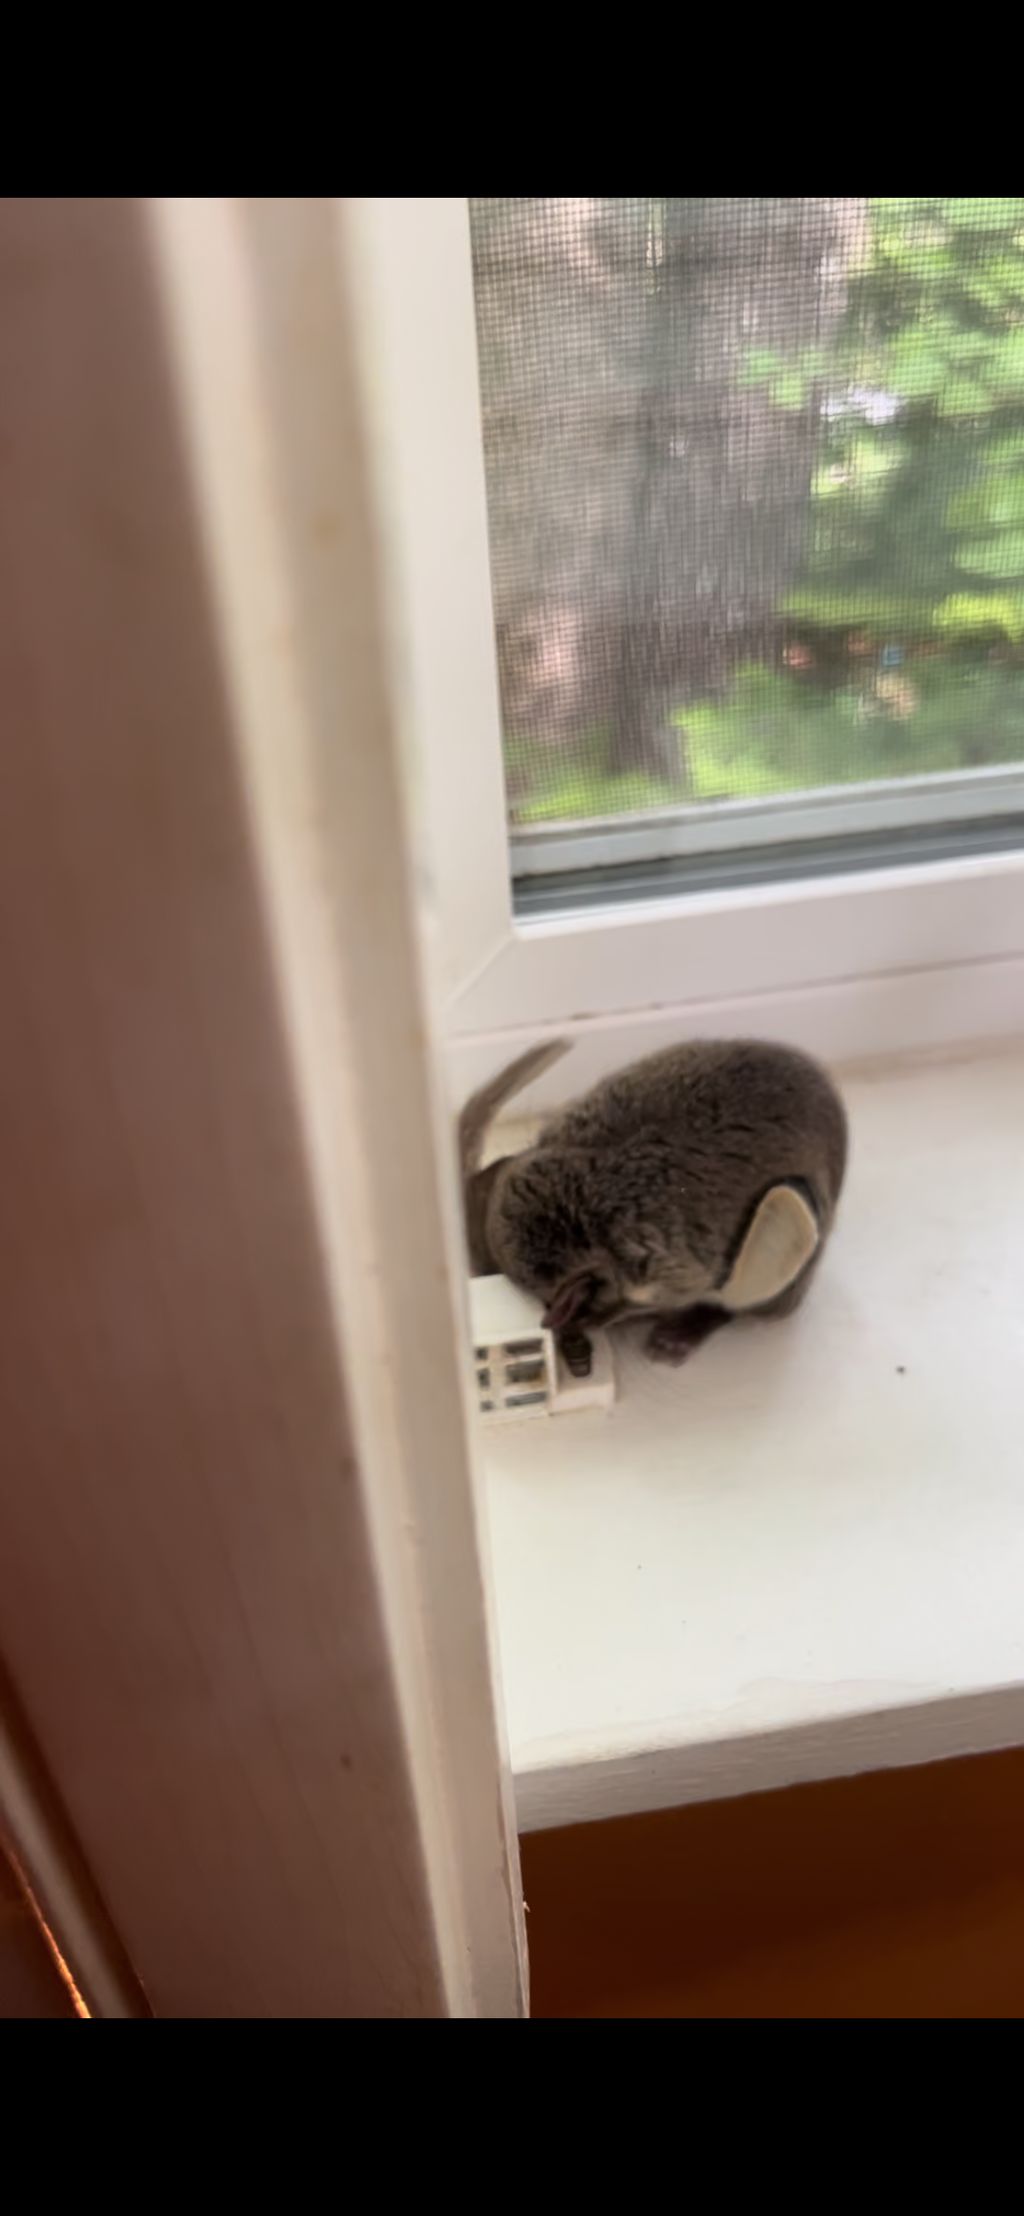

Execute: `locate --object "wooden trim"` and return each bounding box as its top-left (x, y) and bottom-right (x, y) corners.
top-left (0, 197), bottom-right (524, 2018)
top-left (0, 1846), bottom-right (76, 2020)
top-left (521, 1746), bottom-right (1024, 2017)
top-left (0, 1657), bottom-right (148, 2018)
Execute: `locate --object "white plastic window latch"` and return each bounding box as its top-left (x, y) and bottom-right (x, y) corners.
top-left (470, 1275), bottom-right (615, 1424)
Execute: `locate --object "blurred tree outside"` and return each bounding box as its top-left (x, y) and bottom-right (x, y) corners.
top-left (469, 198), bottom-right (1024, 825)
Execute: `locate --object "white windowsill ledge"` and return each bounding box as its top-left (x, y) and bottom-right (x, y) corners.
top-left (480, 1041), bottom-right (1024, 1833)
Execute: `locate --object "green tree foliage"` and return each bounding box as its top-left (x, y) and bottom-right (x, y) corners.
top-left (787, 196), bottom-right (1024, 644)
top-left (510, 198), bottom-right (1024, 821)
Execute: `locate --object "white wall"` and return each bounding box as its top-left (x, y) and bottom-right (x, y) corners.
top-left (0, 197), bottom-right (525, 2018)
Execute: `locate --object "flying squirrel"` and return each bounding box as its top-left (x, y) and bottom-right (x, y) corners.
top-left (460, 1037), bottom-right (848, 1370)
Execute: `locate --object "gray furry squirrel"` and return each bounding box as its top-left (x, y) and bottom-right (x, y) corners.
top-left (461, 1038), bottom-right (847, 1370)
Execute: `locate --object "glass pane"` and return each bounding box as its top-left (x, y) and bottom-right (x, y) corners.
top-left (469, 198), bottom-right (1024, 830)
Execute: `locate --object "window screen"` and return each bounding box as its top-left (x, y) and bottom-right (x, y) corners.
top-left (469, 199), bottom-right (1024, 840)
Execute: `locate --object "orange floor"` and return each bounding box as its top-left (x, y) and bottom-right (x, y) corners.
top-left (521, 1745), bottom-right (1024, 2017)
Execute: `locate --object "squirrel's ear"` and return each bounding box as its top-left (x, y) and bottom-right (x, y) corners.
top-left (719, 1184), bottom-right (819, 1312)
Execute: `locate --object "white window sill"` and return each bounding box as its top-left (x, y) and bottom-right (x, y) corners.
top-left (480, 1041), bottom-right (1024, 1833)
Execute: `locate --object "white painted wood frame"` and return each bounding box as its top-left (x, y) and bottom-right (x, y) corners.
top-left (0, 196), bottom-right (526, 2018)
top-left (346, 200), bottom-right (1024, 1107)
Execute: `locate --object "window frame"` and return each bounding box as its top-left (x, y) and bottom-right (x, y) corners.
top-left (511, 766), bottom-right (1024, 881)
top-left (349, 198), bottom-right (1024, 1090)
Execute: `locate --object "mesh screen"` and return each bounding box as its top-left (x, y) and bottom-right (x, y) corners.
top-left (468, 198), bottom-right (1024, 828)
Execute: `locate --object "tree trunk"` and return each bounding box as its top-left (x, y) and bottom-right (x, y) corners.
top-left (470, 197), bottom-right (867, 789)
